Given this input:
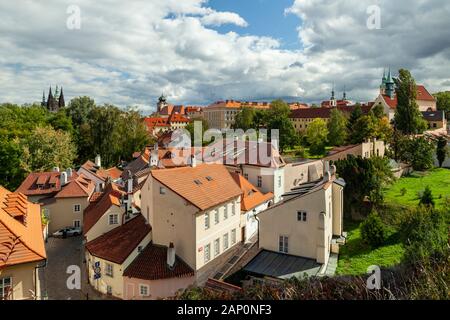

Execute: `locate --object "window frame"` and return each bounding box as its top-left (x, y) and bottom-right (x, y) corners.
top-left (73, 204), bottom-right (81, 213)
top-left (139, 284), bottom-right (149, 297)
top-left (279, 235), bottom-right (289, 254)
top-left (214, 238), bottom-right (220, 257)
top-left (0, 277), bottom-right (12, 300)
top-left (257, 176), bottom-right (262, 188)
top-left (108, 214), bottom-right (119, 225)
top-left (223, 233), bottom-right (229, 250)
top-left (159, 186), bottom-right (166, 195)
top-left (204, 244), bottom-right (211, 263)
top-left (105, 263), bottom-right (114, 277)
top-left (204, 213), bottom-right (210, 230)
top-left (231, 229), bottom-right (236, 245)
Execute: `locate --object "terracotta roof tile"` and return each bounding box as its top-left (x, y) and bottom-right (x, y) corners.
top-left (83, 183), bottom-right (125, 234)
top-left (230, 173), bottom-right (273, 212)
top-left (151, 164), bottom-right (242, 211)
top-left (123, 244), bottom-right (194, 280)
top-left (0, 186), bottom-right (46, 267)
top-left (85, 215), bottom-right (150, 264)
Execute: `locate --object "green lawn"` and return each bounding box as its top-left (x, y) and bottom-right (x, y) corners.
top-left (383, 168), bottom-right (450, 210)
top-left (336, 221), bottom-right (404, 276)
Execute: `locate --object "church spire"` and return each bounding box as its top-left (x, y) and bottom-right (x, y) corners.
top-left (41, 90), bottom-right (46, 107)
top-left (343, 85), bottom-right (347, 100)
top-left (59, 87), bottom-right (65, 108)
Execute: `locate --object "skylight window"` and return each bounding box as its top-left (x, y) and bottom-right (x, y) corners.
top-left (206, 176), bottom-right (213, 181)
top-left (194, 179), bottom-right (202, 185)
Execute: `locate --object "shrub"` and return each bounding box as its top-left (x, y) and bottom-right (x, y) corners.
top-left (400, 188), bottom-right (407, 196)
top-left (360, 211), bottom-right (387, 248)
top-left (400, 207), bottom-right (448, 264)
top-left (419, 186), bottom-right (435, 207)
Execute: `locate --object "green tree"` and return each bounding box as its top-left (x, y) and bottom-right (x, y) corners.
top-left (327, 109), bottom-right (348, 146)
top-left (348, 115), bottom-right (376, 144)
top-left (334, 156), bottom-right (394, 216)
top-left (267, 100), bottom-right (297, 153)
top-left (371, 103), bottom-right (385, 119)
top-left (394, 69), bottom-right (428, 134)
top-left (419, 186), bottom-right (435, 208)
top-left (306, 118), bottom-right (328, 155)
top-left (66, 97), bottom-right (96, 163)
top-left (360, 211), bottom-right (386, 248)
top-left (21, 126), bottom-right (77, 173)
top-left (433, 91), bottom-right (450, 120)
top-left (0, 137), bottom-right (26, 190)
top-left (186, 118), bottom-right (209, 145)
top-left (87, 105), bottom-right (123, 167)
top-left (436, 136), bottom-right (448, 167)
top-left (117, 109), bottom-right (151, 162)
top-left (49, 109), bottom-right (74, 133)
top-left (233, 107), bottom-right (256, 131)
top-left (347, 103), bottom-right (363, 130)
top-left (398, 137), bottom-right (435, 171)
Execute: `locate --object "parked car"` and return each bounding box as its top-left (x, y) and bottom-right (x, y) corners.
top-left (52, 227), bottom-right (82, 238)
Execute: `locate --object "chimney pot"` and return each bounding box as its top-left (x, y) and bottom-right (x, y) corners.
top-left (167, 242), bottom-right (176, 269)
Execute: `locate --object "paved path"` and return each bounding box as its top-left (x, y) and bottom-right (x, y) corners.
top-left (39, 236), bottom-right (106, 300)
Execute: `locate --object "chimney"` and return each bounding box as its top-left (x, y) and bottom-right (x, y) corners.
top-left (167, 243), bottom-right (175, 269)
top-left (323, 161), bottom-right (330, 176)
top-left (190, 154), bottom-right (197, 168)
top-left (127, 175), bottom-right (133, 194)
top-left (60, 172), bottom-right (68, 186)
top-left (95, 154), bottom-right (101, 168)
top-left (53, 167), bottom-right (60, 173)
top-left (66, 168), bottom-right (73, 177)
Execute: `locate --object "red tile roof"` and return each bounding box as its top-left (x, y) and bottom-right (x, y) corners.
top-left (151, 164), bottom-right (242, 211)
top-left (85, 214), bottom-right (150, 264)
top-left (123, 244), bottom-right (194, 280)
top-left (144, 117), bottom-right (170, 132)
top-left (16, 171), bottom-right (94, 199)
top-left (83, 183), bottom-right (125, 234)
top-left (290, 105), bottom-right (371, 119)
top-left (0, 186), bottom-right (46, 268)
top-left (381, 85), bottom-right (436, 109)
top-left (230, 173), bottom-right (273, 212)
top-left (168, 113), bottom-right (189, 123)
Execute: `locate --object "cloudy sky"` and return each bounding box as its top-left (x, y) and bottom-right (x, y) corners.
top-left (1, 0), bottom-right (449, 113)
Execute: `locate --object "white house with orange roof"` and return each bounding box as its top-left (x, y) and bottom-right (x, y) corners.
top-left (78, 155), bottom-right (123, 189)
top-left (140, 161), bottom-right (243, 284)
top-left (230, 173), bottom-right (273, 243)
top-left (16, 168), bottom-right (95, 233)
top-left (242, 163), bottom-right (345, 281)
top-left (0, 186), bottom-right (47, 300)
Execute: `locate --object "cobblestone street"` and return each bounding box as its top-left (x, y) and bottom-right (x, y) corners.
top-left (39, 236), bottom-right (107, 300)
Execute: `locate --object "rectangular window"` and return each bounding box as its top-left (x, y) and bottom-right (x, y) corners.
top-left (106, 285), bottom-right (112, 295)
top-left (139, 285), bottom-right (149, 296)
top-left (297, 211), bottom-right (307, 222)
top-left (279, 236), bottom-right (288, 253)
top-left (223, 233), bottom-right (229, 250)
top-left (105, 263), bottom-right (114, 277)
top-left (223, 205), bottom-right (228, 220)
top-left (109, 214), bottom-right (118, 225)
top-left (231, 229), bottom-right (236, 245)
top-left (204, 213), bottom-right (210, 230)
top-left (204, 244), bottom-right (211, 263)
top-left (244, 173), bottom-right (249, 180)
top-left (74, 204), bottom-right (81, 213)
top-left (214, 210), bottom-right (219, 225)
top-left (0, 277), bottom-right (12, 299)
top-left (278, 176), bottom-right (282, 188)
top-left (214, 238), bottom-right (220, 257)
top-left (73, 220), bottom-right (81, 228)
top-left (159, 187), bottom-right (166, 194)
top-left (257, 176), bottom-right (262, 188)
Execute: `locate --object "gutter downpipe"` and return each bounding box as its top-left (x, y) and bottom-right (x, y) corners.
top-left (34, 259), bottom-right (47, 300)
